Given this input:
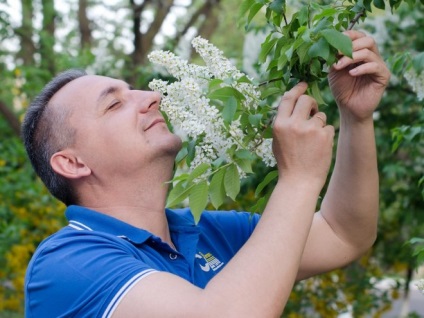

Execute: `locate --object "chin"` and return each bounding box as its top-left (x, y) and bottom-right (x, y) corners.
top-left (160, 133), bottom-right (183, 157)
top-left (169, 135), bottom-right (183, 155)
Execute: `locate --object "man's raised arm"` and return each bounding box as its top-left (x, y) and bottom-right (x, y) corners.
top-left (112, 83), bottom-right (335, 317)
top-left (297, 30), bottom-right (391, 279)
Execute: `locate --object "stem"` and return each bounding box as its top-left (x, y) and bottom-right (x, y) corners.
top-left (348, 8), bottom-right (366, 30)
top-left (259, 77), bottom-right (284, 87)
top-left (282, 11), bottom-right (294, 39)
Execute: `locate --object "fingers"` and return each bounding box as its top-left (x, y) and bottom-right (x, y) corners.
top-left (344, 30), bottom-right (380, 54)
top-left (276, 82), bottom-right (308, 117)
top-left (277, 82), bottom-right (320, 122)
top-left (332, 30), bottom-right (390, 83)
top-left (312, 112), bottom-right (327, 127)
top-left (276, 83), bottom-right (329, 127)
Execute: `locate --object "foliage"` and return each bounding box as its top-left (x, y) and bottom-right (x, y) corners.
top-left (370, 1), bottom-right (424, 290)
top-left (283, 256), bottom-right (393, 317)
top-left (0, 0), bottom-right (423, 315)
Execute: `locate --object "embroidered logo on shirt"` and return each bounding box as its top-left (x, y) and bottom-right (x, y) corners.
top-left (195, 252), bottom-right (224, 272)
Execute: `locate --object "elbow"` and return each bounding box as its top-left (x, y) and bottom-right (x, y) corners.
top-left (349, 230), bottom-right (378, 262)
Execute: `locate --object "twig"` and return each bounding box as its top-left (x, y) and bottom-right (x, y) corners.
top-left (348, 9), bottom-right (366, 30)
top-left (259, 77), bottom-right (283, 87)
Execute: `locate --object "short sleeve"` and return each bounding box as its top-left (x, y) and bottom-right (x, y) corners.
top-left (25, 229), bottom-right (157, 318)
top-left (198, 210), bottom-right (261, 252)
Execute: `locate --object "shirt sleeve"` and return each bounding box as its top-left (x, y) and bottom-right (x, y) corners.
top-left (198, 210), bottom-right (261, 252)
top-left (25, 229), bottom-right (157, 318)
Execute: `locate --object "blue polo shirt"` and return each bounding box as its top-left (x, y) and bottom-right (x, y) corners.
top-left (25, 205), bottom-right (260, 317)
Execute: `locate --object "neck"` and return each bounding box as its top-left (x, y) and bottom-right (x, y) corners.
top-left (76, 163), bottom-right (175, 247)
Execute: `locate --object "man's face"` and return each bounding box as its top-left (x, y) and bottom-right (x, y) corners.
top-left (51, 75), bottom-right (182, 178)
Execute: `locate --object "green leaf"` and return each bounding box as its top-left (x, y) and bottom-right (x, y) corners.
top-left (410, 237), bottom-right (424, 245)
top-left (296, 6), bottom-right (309, 26)
top-left (189, 181), bottom-right (209, 222)
top-left (310, 81), bottom-right (326, 105)
top-left (321, 29), bottom-right (352, 58)
top-left (255, 170), bottom-right (278, 196)
top-left (373, 0), bottom-right (386, 9)
top-left (166, 181), bottom-right (194, 208)
top-left (239, 0), bottom-right (255, 18)
top-left (313, 8), bottom-right (338, 22)
top-left (308, 37), bottom-right (330, 60)
top-left (261, 86), bottom-right (282, 99)
top-left (297, 42), bottom-right (312, 64)
top-left (186, 139), bottom-right (196, 166)
top-left (235, 149), bottom-right (256, 160)
top-left (187, 162), bottom-right (210, 184)
top-left (209, 169), bottom-right (226, 209)
top-left (222, 96), bottom-right (238, 123)
top-left (412, 52), bottom-right (424, 73)
top-left (170, 173), bottom-right (190, 182)
top-left (259, 37), bottom-right (278, 63)
top-left (247, 2), bottom-right (265, 25)
top-left (208, 79), bottom-right (224, 91)
top-left (224, 164), bottom-right (240, 200)
top-left (208, 86), bottom-right (245, 102)
top-left (175, 147), bottom-right (188, 163)
top-left (268, 0), bottom-right (285, 14)
top-left (251, 191), bottom-right (272, 213)
top-left (248, 113), bottom-right (263, 127)
top-left (236, 158), bottom-right (253, 174)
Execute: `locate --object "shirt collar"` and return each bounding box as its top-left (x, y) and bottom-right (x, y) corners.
top-left (65, 205), bottom-right (198, 244)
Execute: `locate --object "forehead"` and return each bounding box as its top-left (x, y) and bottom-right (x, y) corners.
top-left (50, 75), bottom-right (127, 109)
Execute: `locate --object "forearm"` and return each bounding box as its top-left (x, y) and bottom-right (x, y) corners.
top-left (321, 115), bottom-right (379, 250)
top-left (205, 178), bottom-right (321, 317)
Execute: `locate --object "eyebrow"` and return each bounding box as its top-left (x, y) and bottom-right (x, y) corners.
top-left (97, 84), bottom-right (134, 105)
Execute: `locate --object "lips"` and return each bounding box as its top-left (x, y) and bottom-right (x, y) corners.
top-left (145, 117), bottom-right (166, 131)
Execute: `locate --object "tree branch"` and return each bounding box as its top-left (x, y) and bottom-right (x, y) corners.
top-left (173, 0), bottom-right (214, 46)
top-left (141, 0), bottom-right (174, 59)
top-left (348, 9), bottom-right (366, 30)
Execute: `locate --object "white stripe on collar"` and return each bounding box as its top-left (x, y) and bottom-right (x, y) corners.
top-left (68, 220), bottom-right (93, 231)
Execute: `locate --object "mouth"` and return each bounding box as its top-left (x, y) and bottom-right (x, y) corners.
top-left (145, 117), bottom-right (166, 131)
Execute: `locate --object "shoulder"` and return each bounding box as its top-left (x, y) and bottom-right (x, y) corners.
top-left (199, 210), bottom-right (260, 229)
top-left (25, 226), bottom-right (154, 318)
top-left (197, 210), bottom-right (260, 248)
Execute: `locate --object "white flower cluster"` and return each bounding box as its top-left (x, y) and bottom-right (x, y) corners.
top-left (417, 279), bottom-right (424, 294)
top-left (404, 68), bottom-right (424, 101)
top-left (148, 36), bottom-right (276, 174)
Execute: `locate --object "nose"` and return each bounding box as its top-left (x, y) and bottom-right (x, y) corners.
top-left (133, 90), bottom-right (161, 113)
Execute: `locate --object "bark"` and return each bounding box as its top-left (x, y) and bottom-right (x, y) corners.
top-left (131, 0), bottom-right (174, 66)
top-left (78, 0), bottom-right (92, 49)
top-left (0, 101), bottom-right (21, 137)
top-left (130, 0), bottom-right (148, 68)
top-left (173, 0), bottom-right (215, 46)
top-left (197, 1), bottom-right (220, 41)
top-left (40, 0), bottom-right (56, 74)
top-left (17, 0), bottom-right (36, 65)
top-left (140, 0), bottom-right (173, 61)
top-left (172, 0), bottom-right (221, 57)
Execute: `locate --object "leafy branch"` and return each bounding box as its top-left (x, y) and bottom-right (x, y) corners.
top-left (152, 0), bottom-right (424, 219)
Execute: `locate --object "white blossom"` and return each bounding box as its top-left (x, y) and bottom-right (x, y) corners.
top-left (148, 36), bottom-right (276, 174)
top-left (254, 139), bottom-right (276, 167)
top-left (404, 68), bottom-right (424, 101)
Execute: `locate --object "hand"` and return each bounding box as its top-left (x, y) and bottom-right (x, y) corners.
top-left (329, 30), bottom-right (391, 122)
top-left (272, 82), bottom-right (335, 187)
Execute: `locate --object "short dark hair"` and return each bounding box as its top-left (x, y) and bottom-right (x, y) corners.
top-left (22, 69), bottom-right (88, 206)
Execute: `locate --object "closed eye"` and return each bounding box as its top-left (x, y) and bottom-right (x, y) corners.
top-left (106, 100), bottom-right (121, 111)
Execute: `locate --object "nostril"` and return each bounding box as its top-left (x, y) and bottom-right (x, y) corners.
top-left (148, 100), bottom-right (157, 109)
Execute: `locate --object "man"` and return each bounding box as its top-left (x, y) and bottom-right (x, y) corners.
top-left (23, 30), bottom-right (390, 317)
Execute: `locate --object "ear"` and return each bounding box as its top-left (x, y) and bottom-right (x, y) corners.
top-left (50, 150), bottom-right (91, 179)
